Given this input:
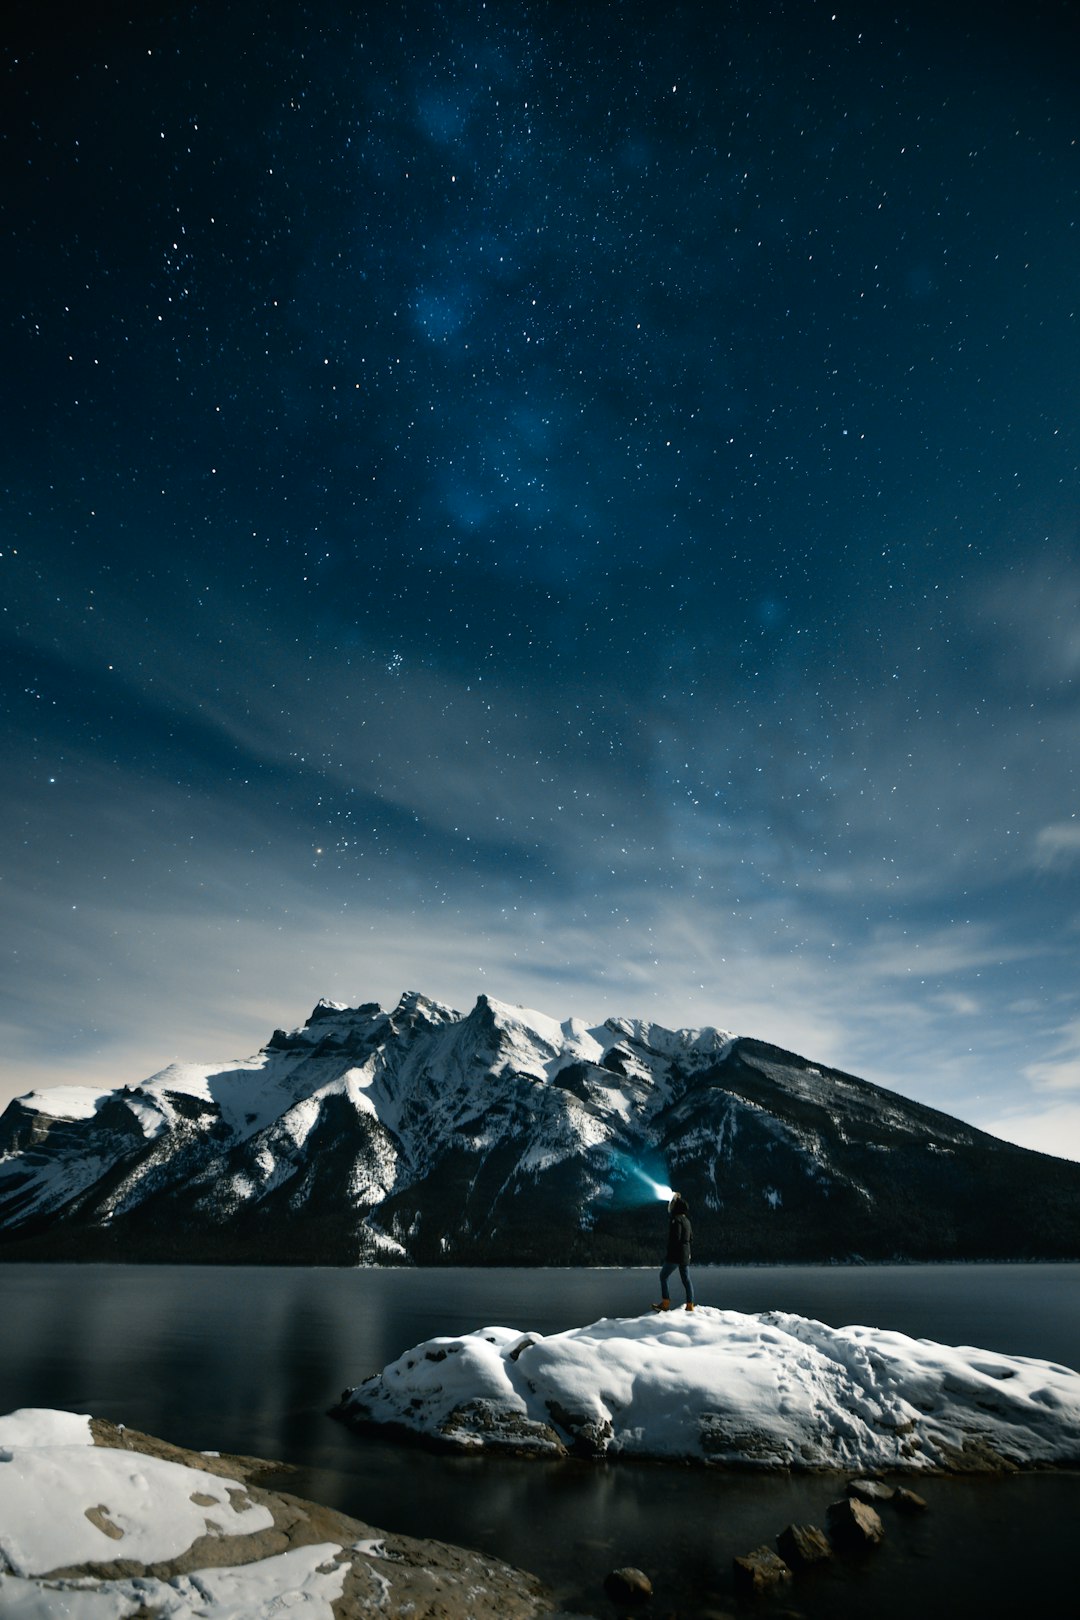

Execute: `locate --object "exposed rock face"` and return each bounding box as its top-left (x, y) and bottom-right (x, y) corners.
top-left (934, 1431), bottom-right (1022, 1472)
top-left (438, 1399), bottom-right (567, 1456)
top-left (544, 1399), bottom-right (614, 1459)
top-left (9, 1419), bottom-right (553, 1620)
top-left (5, 988), bottom-right (1080, 1265)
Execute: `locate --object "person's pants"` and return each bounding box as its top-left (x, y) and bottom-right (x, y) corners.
top-left (659, 1261), bottom-right (694, 1304)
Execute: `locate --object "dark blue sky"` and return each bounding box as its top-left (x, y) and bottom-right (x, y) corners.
top-left (3, 2), bottom-right (1079, 1155)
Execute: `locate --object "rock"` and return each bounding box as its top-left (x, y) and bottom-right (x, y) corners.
top-left (43, 1420), bottom-right (555, 1619)
top-left (934, 1433), bottom-right (1019, 1472)
top-left (436, 1399), bottom-right (567, 1456)
top-left (776, 1522), bottom-right (833, 1568)
top-left (603, 1566), bottom-right (653, 1605)
top-left (847, 1477), bottom-right (895, 1504)
top-left (732, 1545), bottom-right (793, 1594)
top-left (826, 1496), bottom-right (885, 1547)
top-left (697, 1412), bottom-right (794, 1466)
top-left (84, 1504), bottom-right (125, 1540)
top-left (895, 1486), bottom-right (929, 1513)
top-left (545, 1399), bottom-right (614, 1459)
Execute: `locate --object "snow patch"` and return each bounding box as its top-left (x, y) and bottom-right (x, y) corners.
top-left (0, 1543), bottom-right (347, 1619)
top-left (0, 1410), bottom-right (93, 1449)
top-left (0, 1416), bottom-right (273, 1578)
top-left (11, 1086), bottom-right (111, 1121)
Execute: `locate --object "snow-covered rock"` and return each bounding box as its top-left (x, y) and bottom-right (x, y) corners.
top-left (0, 1410), bottom-right (551, 1620)
top-left (0, 1410), bottom-right (273, 1578)
top-left (336, 1309), bottom-right (1080, 1473)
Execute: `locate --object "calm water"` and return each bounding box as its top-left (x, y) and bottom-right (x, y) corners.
top-left (3, 1262), bottom-right (1080, 1617)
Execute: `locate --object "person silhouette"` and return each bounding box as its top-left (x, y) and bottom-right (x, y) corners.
top-left (653, 1193), bottom-right (694, 1311)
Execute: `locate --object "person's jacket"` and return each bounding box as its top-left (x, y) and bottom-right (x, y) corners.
top-left (666, 1212), bottom-right (692, 1263)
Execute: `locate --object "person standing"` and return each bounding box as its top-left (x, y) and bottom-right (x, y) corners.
top-left (653, 1193), bottom-right (694, 1311)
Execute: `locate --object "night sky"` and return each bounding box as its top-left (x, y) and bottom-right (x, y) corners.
top-left (3, 3), bottom-right (1078, 1157)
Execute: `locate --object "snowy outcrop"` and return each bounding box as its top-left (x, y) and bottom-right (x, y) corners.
top-left (0, 1410), bottom-right (551, 1620)
top-left (336, 1309), bottom-right (1080, 1473)
top-left (3, 990), bottom-right (1080, 1264)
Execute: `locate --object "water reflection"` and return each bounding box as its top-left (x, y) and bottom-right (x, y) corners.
top-left (4, 1262), bottom-right (1080, 1618)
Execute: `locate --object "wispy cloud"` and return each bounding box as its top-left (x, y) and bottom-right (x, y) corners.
top-left (1032, 821), bottom-right (1080, 871)
top-left (983, 1100), bottom-right (1080, 1161)
top-left (977, 551), bottom-right (1080, 688)
top-left (1023, 1018), bottom-right (1080, 1093)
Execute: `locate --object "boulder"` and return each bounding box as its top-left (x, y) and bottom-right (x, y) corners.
top-left (847, 1477), bottom-right (895, 1504)
top-left (603, 1566), bottom-right (653, 1605)
top-left (895, 1486), bottom-right (929, 1513)
top-left (826, 1496), bottom-right (885, 1547)
top-left (732, 1545), bottom-right (793, 1595)
top-left (777, 1522), bottom-right (833, 1568)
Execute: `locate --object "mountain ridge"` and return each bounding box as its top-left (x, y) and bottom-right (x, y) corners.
top-left (1, 990), bottom-right (1078, 1264)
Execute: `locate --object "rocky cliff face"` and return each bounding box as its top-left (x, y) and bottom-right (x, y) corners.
top-left (2, 990), bottom-right (1078, 1264)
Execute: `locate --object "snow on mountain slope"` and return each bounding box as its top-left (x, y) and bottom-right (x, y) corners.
top-left (0, 989), bottom-right (728, 1255)
top-left (2, 989), bottom-right (1080, 1265)
top-left (11, 1085), bottom-right (112, 1122)
top-left (604, 1015), bottom-right (735, 1067)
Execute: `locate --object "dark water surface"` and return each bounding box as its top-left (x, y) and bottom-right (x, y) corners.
top-left (3, 1262), bottom-right (1079, 1617)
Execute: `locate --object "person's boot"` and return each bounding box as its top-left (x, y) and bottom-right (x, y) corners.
top-left (685, 1302), bottom-right (695, 1312)
top-left (651, 1299), bottom-right (671, 1311)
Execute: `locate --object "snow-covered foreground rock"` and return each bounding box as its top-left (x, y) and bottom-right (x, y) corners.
top-left (337, 1308), bottom-right (1080, 1473)
top-left (0, 1410), bottom-right (551, 1619)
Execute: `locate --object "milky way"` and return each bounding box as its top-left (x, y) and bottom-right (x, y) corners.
top-left (2, 2), bottom-right (1078, 1155)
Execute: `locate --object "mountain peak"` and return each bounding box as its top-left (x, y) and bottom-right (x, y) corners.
top-left (4, 986), bottom-right (1080, 1266)
top-left (392, 990), bottom-right (459, 1025)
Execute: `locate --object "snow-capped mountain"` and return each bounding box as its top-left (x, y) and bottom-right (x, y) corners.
top-left (1, 991), bottom-right (1078, 1264)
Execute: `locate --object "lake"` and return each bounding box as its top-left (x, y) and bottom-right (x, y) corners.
top-left (3, 1262), bottom-right (1080, 1616)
